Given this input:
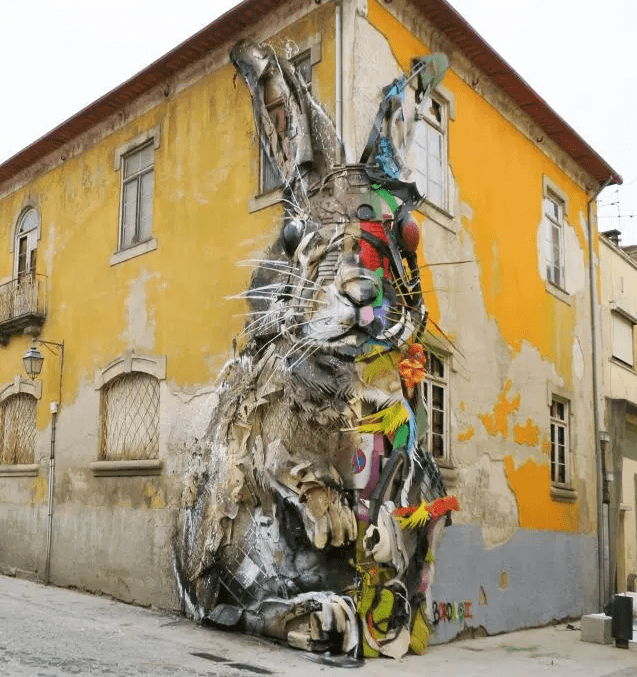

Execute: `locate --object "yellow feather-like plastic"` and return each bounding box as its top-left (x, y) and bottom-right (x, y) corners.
top-left (357, 402), bottom-right (409, 435)
top-left (362, 351), bottom-right (401, 383)
top-left (398, 501), bottom-right (430, 530)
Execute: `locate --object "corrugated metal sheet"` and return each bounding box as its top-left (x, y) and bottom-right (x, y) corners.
top-left (0, 0), bottom-right (621, 188)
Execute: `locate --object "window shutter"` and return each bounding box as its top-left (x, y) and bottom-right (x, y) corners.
top-left (613, 312), bottom-right (634, 366)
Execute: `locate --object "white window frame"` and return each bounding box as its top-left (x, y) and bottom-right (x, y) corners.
top-left (542, 178), bottom-right (569, 292)
top-left (13, 208), bottom-right (40, 280)
top-left (111, 126), bottom-right (160, 266)
top-left (423, 349), bottom-right (449, 463)
top-left (550, 396), bottom-right (570, 487)
top-left (413, 93), bottom-right (448, 212)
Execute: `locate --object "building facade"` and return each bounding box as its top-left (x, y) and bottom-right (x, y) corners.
top-left (599, 232), bottom-right (637, 598)
top-left (0, 0), bottom-right (620, 641)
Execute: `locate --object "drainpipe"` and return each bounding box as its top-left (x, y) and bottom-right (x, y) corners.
top-left (587, 176), bottom-right (613, 609)
top-left (43, 341), bottom-right (64, 586)
top-left (335, 0), bottom-right (343, 164)
top-left (44, 403), bottom-right (58, 585)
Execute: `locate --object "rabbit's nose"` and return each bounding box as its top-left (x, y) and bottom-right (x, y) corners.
top-left (336, 264), bottom-right (381, 306)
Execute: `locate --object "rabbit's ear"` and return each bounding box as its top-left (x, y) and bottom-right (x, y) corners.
top-left (231, 40), bottom-right (316, 189)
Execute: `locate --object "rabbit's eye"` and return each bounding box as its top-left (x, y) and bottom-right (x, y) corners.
top-left (282, 218), bottom-right (305, 257)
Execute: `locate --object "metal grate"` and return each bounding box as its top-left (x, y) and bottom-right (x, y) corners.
top-left (0, 394), bottom-right (36, 464)
top-left (99, 372), bottom-right (159, 460)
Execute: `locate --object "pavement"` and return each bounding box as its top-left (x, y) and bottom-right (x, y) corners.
top-left (1, 574), bottom-right (636, 677)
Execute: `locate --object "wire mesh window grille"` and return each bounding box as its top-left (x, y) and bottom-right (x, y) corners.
top-left (0, 393), bottom-right (36, 464)
top-left (99, 372), bottom-right (159, 460)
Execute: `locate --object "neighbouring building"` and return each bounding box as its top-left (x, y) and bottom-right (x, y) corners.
top-left (599, 231), bottom-right (637, 598)
top-left (0, 0), bottom-right (621, 642)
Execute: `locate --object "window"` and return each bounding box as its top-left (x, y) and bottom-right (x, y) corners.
top-left (99, 372), bottom-right (159, 461)
top-left (14, 208), bottom-right (38, 279)
top-left (120, 142), bottom-right (155, 251)
top-left (550, 397), bottom-right (569, 485)
top-left (544, 190), bottom-right (565, 289)
top-left (612, 311), bottom-right (635, 367)
top-left (0, 393), bottom-right (36, 465)
top-left (260, 51), bottom-right (312, 194)
top-left (423, 350), bottom-right (448, 461)
top-left (412, 95), bottom-right (448, 210)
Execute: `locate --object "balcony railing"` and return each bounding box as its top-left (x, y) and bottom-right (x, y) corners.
top-left (0, 274), bottom-right (47, 343)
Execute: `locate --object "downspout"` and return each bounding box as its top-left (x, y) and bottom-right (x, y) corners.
top-left (44, 342), bottom-right (64, 586)
top-left (587, 176), bottom-right (613, 609)
top-left (335, 0), bottom-right (343, 164)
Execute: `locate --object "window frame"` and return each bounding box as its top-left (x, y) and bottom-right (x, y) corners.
top-left (111, 126), bottom-right (160, 266)
top-left (120, 142), bottom-right (155, 250)
top-left (550, 395), bottom-right (571, 487)
top-left (544, 190), bottom-right (565, 289)
top-left (91, 352), bottom-right (165, 476)
top-left (412, 93), bottom-right (448, 212)
top-left (12, 207), bottom-right (40, 280)
top-left (0, 377), bottom-right (41, 474)
top-left (542, 178), bottom-right (570, 295)
top-left (422, 349), bottom-right (450, 464)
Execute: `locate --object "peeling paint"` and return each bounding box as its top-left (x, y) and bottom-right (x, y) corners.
top-left (457, 426), bottom-right (474, 442)
top-left (513, 419), bottom-right (539, 447)
top-left (478, 380), bottom-right (520, 439)
top-left (504, 456), bottom-right (580, 532)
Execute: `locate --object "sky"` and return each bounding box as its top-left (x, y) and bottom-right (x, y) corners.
top-left (1, 0), bottom-right (636, 241)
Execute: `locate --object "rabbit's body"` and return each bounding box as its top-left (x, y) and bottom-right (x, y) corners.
top-left (174, 40), bottom-right (456, 659)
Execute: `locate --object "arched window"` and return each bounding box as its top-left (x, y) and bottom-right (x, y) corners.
top-left (99, 371), bottom-right (160, 461)
top-left (15, 208), bottom-right (39, 279)
top-left (0, 393), bottom-right (37, 464)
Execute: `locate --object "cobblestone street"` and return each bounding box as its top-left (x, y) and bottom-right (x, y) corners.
top-left (2, 575), bottom-right (636, 677)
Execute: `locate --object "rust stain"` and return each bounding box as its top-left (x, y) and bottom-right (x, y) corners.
top-left (513, 418), bottom-right (540, 447)
top-left (478, 380), bottom-right (520, 438)
top-left (457, 426), bottom-right (475, 442)
top-left (504, 456), bottom-right (580, 532)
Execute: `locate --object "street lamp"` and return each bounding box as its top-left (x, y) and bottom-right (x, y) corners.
top-left (22, 343), bottom-right (44, 378)
top-left (21, 337), bottom-right (65, 586)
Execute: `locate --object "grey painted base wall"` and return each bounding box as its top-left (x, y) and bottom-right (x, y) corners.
top-left (1, 506), bottom-right (598, 644)
top-left (429, 524), bottom-right (599, 643)
top-left (0, 503), bottom-right (180, 611)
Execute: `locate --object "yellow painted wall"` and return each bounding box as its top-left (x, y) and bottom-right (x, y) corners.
top-left (0, 3), bottom-right (336, 421)
top-left (367, 0), bottom-right (597, 535)
top-left (368, 0), bottom-right (589, 384)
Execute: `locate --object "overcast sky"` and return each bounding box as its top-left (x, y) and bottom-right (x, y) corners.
top-left (1, 0), bottom-right (635, 242)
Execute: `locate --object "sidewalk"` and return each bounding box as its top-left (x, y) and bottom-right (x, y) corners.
top-left (1, 574), bottom-right (635, 676)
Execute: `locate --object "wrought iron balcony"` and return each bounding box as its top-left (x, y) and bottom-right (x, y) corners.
top-left (0, 274), bottom-right (47, 344)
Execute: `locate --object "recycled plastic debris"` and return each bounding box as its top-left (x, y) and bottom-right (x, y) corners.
top-left (174, 40), bottom-right (458, 661)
